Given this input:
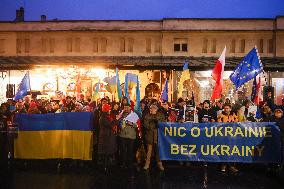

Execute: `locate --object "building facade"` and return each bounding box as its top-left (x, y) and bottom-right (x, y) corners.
top-left (0, 14), bottom-right (284, 103)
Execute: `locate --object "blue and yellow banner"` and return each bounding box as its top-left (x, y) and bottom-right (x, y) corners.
top-left (14, 113), bottom-right (93, 160)
top-left (158, 122), bottom-right (281, 163)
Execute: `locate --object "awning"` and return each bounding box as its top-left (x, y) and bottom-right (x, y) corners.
top-left (0, 56), bottom-right (283, 71)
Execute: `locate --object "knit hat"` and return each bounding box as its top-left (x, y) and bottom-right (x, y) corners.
top-left (29, 102), bottom-right (37, 108)
top-left (150, 104), bottom-right (158, 110)
top-left (274, 108), bottom-right (283, 114)
top-left (102, 104), bottom-right (111, 112)
top-left (100, 98), bottom-right (107, 102)
top-left (177, 98), bottom-right (184, 104)
top-left (124, 102), bottom-right (131, 107)
top-left (203, 100), bottom-right (210, 106)
top-left (75, 102), bottom-right (83, 109)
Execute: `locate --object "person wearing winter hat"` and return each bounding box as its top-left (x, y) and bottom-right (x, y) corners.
top-left (28, 101), bottom-right (40, 114)
top-left (73, 102), bottom-right (84, 112)
top-left (198, 100), bottom-right (216, 123)
top-left (101, 103), bottom-right (111, 113)
top-left (175, 98), bottom-right (186, 122)
top-left (99, 103), bottom-right (117, 172)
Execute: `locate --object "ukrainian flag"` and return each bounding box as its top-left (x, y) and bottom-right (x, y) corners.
top-left (178, 61), bottom-right (190, 97)
top-left (104, 76), bottom-right (117, 94)
top-left (14, 113), bottom-right (93, 160)
top-left (124, 73), bottom-right (138, 102)
top-left (125, 73), bottom-right (138, 89)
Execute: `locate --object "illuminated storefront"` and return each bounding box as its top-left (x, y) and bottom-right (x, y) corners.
top-left (0, 16), bottom-right (284, 104)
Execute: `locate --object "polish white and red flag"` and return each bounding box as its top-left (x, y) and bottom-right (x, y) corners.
top-left (211, 46), bottom-right (226, 101)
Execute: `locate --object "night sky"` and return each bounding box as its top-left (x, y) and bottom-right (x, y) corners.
top-left (0, 0), bottom-right (284, 21)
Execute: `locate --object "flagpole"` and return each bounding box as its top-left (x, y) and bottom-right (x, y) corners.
top-left (255, 45), bottom-right (267, 103)
top-left (27, 71), bottom-right (31, 92)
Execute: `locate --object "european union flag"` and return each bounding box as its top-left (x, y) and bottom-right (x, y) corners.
top-left (14, 72), bottom-right (30, 101)
top-left (230, 47), bottom-right (263, 89)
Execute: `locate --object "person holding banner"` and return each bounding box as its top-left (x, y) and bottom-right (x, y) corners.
top-left (218, 103), bottom-right (239, 173)
top-left (64, 96), bottom-right (75, 112)
top-left (143, 104), bottom-right (166, 171)
top-left (270, 108), bottom-right (284, 168)
top-left (262, 105), bottom-right (274, 122)
top-left (175, 98), bottom-right (186, 122)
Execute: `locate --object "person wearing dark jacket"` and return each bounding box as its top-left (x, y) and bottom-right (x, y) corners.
top-left (262, 105), bottom-right (274, 122)
top-left (270, 109), bottom-right (284, 167)
top-left (212, 100), bottom-right (223, 119)
top-left (99, 104), bottom-right (117, 171)
top-left (110, 102), bottom-right (120, 135)
top-left (143, 104), bottom-right (166, 171)
top-left (93, 98), bottom-right (108, 164)
top-left (175, 98), bottom-right (186, 122)
top-left (66, 96), bottom-right (76, 112)
top-left (198, 100), bottom-right (216, 123)
top-left (0, 103), bottom-right (9, 168)
top-left (264, 91), bottom-right (275, 111)
top-left (159, 101), bottom-right (170, 120)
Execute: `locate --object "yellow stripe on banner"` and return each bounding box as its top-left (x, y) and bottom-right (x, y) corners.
top-left (14, 131), bottom-right (93, 160)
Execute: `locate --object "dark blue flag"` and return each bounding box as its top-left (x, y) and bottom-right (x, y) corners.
top-left (14, 72), bottom-right (30, 101)
top-left (230, 47), bottom-right (263, 89)
top-left (183, 61), bottom-right (189, 70)
top-left (255, 106), bottom-right (263, 119)
top-left (160, 79), bottom-right (168, 102)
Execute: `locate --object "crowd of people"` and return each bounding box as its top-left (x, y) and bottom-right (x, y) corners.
top-left (0, 91), bottom-right (284, 173)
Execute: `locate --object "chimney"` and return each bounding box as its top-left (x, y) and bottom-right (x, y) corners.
top-left (41, 15), bottom-right (47, 22)
top-left (14, 7), bottom-right (25, 22)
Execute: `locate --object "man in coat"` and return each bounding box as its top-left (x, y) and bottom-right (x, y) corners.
top-left (143, 104), bottom-right (166, 171)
